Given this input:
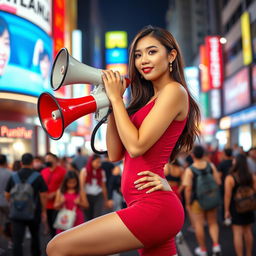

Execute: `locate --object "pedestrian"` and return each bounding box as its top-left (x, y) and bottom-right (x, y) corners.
top-left (72, 147), bottom-right (88, 172)
top-left (41, 152), bottom-right (66, 238)
top-left (224, 154), bottom-right (256, 256)
top-left (101, 153), bottom-right (115, 190)
top-left (247, 147), bottom-right (256, 174)
top-left (33, 156), bottom-right (45, 173)
top-left (164, 158), bottom-right (184, 199)
top-left (5, 153), bottom-right (47, 256)
top-left (79, 154), bottom-right (108, 220)
top-left (0, 154), bottom-right (11, 254)
top-left (183, 145), bottom-right (222, 256)
top-left (46, 25), bottom-right (200, 256)
top-left (54, 171), bottom-right (88, 233)
top-left (217, 147), bottom-right (233, 221)
top-left (12, 160), bottom-right (21, 172)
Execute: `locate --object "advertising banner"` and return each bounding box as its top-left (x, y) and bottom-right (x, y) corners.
top-left (223, 67), bottom-right (250, 114)
top-left (0, 11), bottom-right (52, 96)
top-left (0, 0), bottom-right (52, 35)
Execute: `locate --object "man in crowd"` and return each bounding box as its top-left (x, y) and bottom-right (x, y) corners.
top-left (247, 147), bottom-right (256, 174)
top-left (41, 152), bottom-right (66, 238)
top-left (72, 147), bottom-right (88, 172)
top-left (5, 153), bottom-right (47, 256)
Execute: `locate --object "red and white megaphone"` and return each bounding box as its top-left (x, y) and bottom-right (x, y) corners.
top-left (38, 48), bottom-right (130, 140)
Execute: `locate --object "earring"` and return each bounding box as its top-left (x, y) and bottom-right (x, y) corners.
top-left (169, 62), bottom-right (173, 72)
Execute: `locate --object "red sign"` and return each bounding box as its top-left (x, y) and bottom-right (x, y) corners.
top-left (199, 45), bottom-right (210, 92)
top-left (0, 126), bottom-right (33, 139)
top-left (205, 36), bottom-right (223, 90)
top-left (223, 67), bottom-right (250, 114)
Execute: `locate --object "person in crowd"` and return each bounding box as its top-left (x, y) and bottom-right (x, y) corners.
top-left (60, 156), bottom-right (69, 170)
top-left (247, 147), bottom-right (256, 174)
top-left (164, 158), bottom-right (184, 199)
top-left (72, 147), bottom-right (88, 172)
top-left (5, 153), bottom-right (47, 256)
top-left (12, 160), bottom-right (21, 172)
top-left (217, 147), bottom-right (233, 222)
top-left (0, 154), bottom-right (11, 254)
top-left (101, 153), bottom-right (115, 191)
top-left (183, 145), bottom-right (221, 256)
top-left (41, 152), bottom-right (66, 238)
top-left (79, 154), bottom-right (108, 220)
top-left (67, 162), bottom-right (80, 174)
top-left (224, 154), bottom-right (256, 256)
top-left (54, 171), bottom-right (88, 233)
top-left (33, 156), bottom-right (45, 172)
top-left (107, 165), bottom-right (123, 211)
top-left (47, 25), bottom-right (200, 256)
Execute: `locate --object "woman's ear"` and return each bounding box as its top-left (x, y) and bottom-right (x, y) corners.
top-left (168, 49), bottom-right (177, 63)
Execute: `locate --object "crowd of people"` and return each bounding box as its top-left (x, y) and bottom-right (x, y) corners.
top-left (0, 144), bottom-right (255, 256)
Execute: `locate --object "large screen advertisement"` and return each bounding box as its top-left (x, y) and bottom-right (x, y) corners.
top-left (0, 11), bottom-right (52, 97)
top-left (223, 67), bottom-right (251, 115)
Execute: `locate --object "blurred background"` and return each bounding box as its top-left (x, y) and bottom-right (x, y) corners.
top-left (0, 0), bottom-right (256, 256)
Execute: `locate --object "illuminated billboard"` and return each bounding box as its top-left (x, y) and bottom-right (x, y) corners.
top-left (105, 31), bottom-right (128, 49)
top-left (0, 11), bottom-right (52, 97)
top-left (106, 48), bottom-right (128, 64)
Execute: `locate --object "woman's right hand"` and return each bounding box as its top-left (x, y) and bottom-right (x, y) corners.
top-left (225, 210), bottom-right (231, 219)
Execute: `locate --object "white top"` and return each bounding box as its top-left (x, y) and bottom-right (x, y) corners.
top-left (85, 169), bottom-right (106, 196)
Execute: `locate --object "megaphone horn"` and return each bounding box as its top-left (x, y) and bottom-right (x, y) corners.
top-left (38, 92), bottom-right (98, 140)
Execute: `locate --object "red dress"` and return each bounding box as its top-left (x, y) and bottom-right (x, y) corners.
top-left (56, 192), bottom-right (85, 234)
top-left (116, 99), bottom-right (187, 256)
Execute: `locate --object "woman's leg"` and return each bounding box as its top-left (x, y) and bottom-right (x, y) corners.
top-left (232, 225), bottom-right (243, 256)
top-left (46, 212), bottom-right (144, 256)
top-left (206, 208), bottom-right (219, 245)
top-left (242, 224), bottom-right (253, 256)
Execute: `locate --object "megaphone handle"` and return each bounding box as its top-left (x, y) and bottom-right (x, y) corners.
top-left (90, 109), bottom-right (112, 155)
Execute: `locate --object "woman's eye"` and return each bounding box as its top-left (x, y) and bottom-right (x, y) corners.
top-left (149, 50), bottom-right (157, 55)
top-left (134, 53), bottom-right (141, 58)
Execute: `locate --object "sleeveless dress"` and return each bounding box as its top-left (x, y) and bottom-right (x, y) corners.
top-left (56, 192), bottom-right (85, 234)
top-left (116, 98), bottom-right (187, 256)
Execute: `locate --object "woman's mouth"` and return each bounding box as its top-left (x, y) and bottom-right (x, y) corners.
top-left (142, 67), bottom-right (153, 74)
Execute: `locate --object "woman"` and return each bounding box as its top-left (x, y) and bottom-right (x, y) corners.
top-left (225, 154), bottom-right (256, 256)
top-left (47, 25), bottom-right (200, 256)
top-left (80, 154), bottom-right (108, 220)
top-left (164, 158), bottom-right (184, 199)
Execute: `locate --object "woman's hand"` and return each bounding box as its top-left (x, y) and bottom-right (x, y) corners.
top-left (101, 70), bottom-right (126, 102)
top-left (134, 171), bottom-right (172, 194)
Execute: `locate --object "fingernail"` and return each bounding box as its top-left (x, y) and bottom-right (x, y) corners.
top-left (137, 173), bottom-right (142, 175)
top-left (134, 181), bottom-right (137, 184)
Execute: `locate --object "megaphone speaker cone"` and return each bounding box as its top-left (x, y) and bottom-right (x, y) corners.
top-left (38, 93), bottom-right (64, 139)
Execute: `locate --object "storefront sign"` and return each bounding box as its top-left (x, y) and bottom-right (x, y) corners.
top-left (105, 31), bottom-right (128, 49)
top-left (184, 66), bottom-right (200, 101)
top-left (205, 36), bottom-right (223, 90)
top-left (0, 0), bottom-right (52, 34)
top-left (0, 125), bottom-right (33, 139)
top-left (223, 67), bottom-right (250, 115)
top-left (199, 45), bottom-right (210, 92)
top-left (210, 89), bottom-right (221, 118)
top-left (241, 12), bottom-right (253, 65)
top-left (219, 105), bottom-right (256, 129)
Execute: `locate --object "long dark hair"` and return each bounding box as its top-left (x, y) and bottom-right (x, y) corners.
top-left (127, 25), bottom-right (201, 161)
top-left (230, 154), bottom-right (253, 187)
top-left (60, 171), bottom-right (80, 194)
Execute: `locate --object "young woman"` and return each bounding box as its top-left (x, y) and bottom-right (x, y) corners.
top-left (79, 154), bottom-right (108, 220)
top-left (225, 154), bottom-right (256, 256)
top-left (54, 171), bottom-right (88, 233)
top-left (47, 25), bottom-right (200, 256)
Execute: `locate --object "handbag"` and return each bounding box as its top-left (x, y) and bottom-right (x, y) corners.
top-left (53, 207), bottom-right (76, 230)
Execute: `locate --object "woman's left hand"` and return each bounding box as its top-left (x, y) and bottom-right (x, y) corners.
top-left (101, 70), bottom-right (126, 102)
top-left (134, 171), bottom-right (172, 194)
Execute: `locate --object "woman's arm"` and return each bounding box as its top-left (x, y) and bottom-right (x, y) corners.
top-left (210, 163), bottom-right (221, 185)
top-left (54, 190), bottom-right (64, 209)
top-left (224, 175), bottom-right (234, 219)
top-left (106, 113), bottom-right (125, 162)
top-left (102, 70), bottom-right (187, 158)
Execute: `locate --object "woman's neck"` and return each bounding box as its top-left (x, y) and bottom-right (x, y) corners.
top-left (151, 73), bottom-right (175, 96)
top-left (67, 188), bottom-right (76, 193)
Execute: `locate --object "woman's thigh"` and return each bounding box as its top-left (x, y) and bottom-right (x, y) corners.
top-left (47, 212), bottom-right (144, 256)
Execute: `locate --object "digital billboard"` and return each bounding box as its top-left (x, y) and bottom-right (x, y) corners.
top-left (0, 11), bottom-right (53, 97)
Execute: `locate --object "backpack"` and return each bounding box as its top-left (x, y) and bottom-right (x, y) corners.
top-left (233, 175), bottom-right (256, 213)
top-left (9, 172), bottom-right (40, 221)
top-left (191, 163), bottom-right (220, 211)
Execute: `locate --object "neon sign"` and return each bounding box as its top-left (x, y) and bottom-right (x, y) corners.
top-left (0, 125), bottom-right (33, 139)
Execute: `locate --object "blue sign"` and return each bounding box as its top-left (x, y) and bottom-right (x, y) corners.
top-left (229, 105), bottom-right (256, 127)
top-left (0, 11), bottom-right (53, 97)
top-left (105, 48), bottom-right (128, 64)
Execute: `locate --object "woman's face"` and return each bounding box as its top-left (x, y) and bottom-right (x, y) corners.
top-left (134, 35), bottom-right (171, 81)
top-left (92, 158), bottom-right (101, 169)
top-left (67, 178), bottom-right (77, 189)
top-left (0, 29), bottom-right (10, 76)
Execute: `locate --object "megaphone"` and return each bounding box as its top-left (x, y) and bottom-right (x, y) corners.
top-left (38, 48), bottom-right (130, 140)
